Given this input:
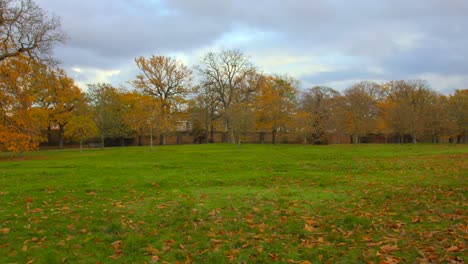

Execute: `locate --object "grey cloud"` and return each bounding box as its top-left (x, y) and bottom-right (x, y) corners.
top-left (35, 0), bottom-right (468, 93)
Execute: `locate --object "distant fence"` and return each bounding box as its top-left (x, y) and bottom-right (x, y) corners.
top-left (39, 130), bottom-right (467, 149)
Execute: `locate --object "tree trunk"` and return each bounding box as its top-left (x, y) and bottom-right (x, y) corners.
top-left (100, 135), bottom-right (105, 149)
top-left (80, 139), bottom-right (83, 152)
top-left (353, 134), bottom-right (359, 144)
top-left (272, 130), bottom-right (276, 144)
top-left (120, 137), bottom-right (125, 147)
top-left (412, 134), bottom-right (417, 144)
top-left (150, 129), bottom-right (153, 149)
top-left (229, 129), bottom-right (235, 144)
top-left (177, 132), bottom-right (182, 145)
top-left (160, 134), bottom-right (166, 145)
top-left (47, 126), bottom-right (53, 146)
top-left (209, 125), bottom-right (214, 143)
top-left (58, 125), bottom-right (64, 149)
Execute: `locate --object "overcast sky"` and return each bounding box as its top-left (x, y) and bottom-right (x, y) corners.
top-left (36, 0), bottom-right (468, 94)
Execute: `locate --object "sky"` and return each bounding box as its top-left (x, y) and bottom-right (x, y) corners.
top-left (35, 0), bottom-right (468, 94)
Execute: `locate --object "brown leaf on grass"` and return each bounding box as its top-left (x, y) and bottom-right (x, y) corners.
top-left (379, 256), bottom-right (399, 264)
top-left (111, 240), bottom-right (123, 255)
top-left (200, 193), bottom-right (207, 199)
top-left (0, 228), bottom-right (10, 234)
top-left (318, 255), bottom-right (324, 261)
top-left (150, 255), bottom-right (160, 263)
top-left (158, 204), bottom-right (167, 209)
top-left (29, 208), bottom-right (43, 213)
top-left (366, 242), bottom-right (383, 247)
top-left (380, 244), bottom-right (398, 253)
top-left (185, 253), bottom-right (193, 264)
top-left (304, 224), bottom-right (315, 232)
top-left (446, 245), bottom-right (459, 252)
top-left (25, 197), bottom-right (33, 204)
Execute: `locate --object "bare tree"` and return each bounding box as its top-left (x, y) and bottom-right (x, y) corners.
top-left (0, 0), bottom-right (66, 63)
top-left (196, 49), bottom-right (256, 143)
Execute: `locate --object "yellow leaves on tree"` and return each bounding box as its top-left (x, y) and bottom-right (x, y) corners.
top-left (131, 55), bottom-right (192, 144)
top-left (255, 75), bottom-right (298, 144)
top-left (0, 56), bottom-right (45, 153)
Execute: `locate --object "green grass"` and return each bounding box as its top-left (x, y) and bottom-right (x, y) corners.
top-left (0, 144), bottom-right (466, 263)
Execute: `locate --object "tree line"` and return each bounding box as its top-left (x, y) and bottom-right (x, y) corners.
top-left (1, 0), bottom-right (467, 153)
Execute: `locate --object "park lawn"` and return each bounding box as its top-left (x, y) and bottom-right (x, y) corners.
top-left (0, 144), bottom-right (466, 263)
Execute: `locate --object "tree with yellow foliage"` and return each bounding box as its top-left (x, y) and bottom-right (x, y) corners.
top-left (131, 55), bottom-right (192, 144)
top-left (0, 56), bottom-right (46, 152)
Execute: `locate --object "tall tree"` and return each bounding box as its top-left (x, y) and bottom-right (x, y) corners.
top-left (255, 75), bottom-right (298, 144)
top-left (37, 68), bottom-right (84, 149)
top-left (0, 55), bottom-right (45, 152)
top-left (448, 89), bottom-right (468, 143)
top-left (423, 94), bottom-right (451, 143)
top-left (88, 83), bottom-right (131, 147)
top-left (380, 80), bottom-right (434, 143)
top-left (0, 0), bottom-right (66, 63)
top-left (299, 86), bottom-right (340, 144)
top-left (121, 91), bottom-right (161, 146)
top-left (131, 55), bottom-right (192, 144)
top-left (196, 49), bottom-right (256, 143)
top-left (338, 81), bottom-right (380, 144)
top-left (188, 84), bottom-right (219, 143)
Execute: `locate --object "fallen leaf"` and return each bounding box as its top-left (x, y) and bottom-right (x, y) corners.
top-left (0, 228), bottom-right (10, 234)
top-left (380, 244), bottom-right (398, 253)
top-left (304, 224), bottom-right (314, 232)
top-left (446, 245), bottom-right (459, 252)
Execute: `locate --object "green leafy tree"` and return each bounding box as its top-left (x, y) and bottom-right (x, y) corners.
top-left (87, 83), bottom-right (132, 147)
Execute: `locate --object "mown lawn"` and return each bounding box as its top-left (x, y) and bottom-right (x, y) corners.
top-left (0, 144), bottom-right (466, 263)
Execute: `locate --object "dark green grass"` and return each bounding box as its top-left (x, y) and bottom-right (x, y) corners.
top-left (0, 144), bottom-right (466, 263)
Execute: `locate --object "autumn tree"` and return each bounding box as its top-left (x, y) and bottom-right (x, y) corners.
top-left (338, 81), bottom-right (380, 144)
top-left (255, 75), bottom-right (298, 144)
top-left (131, 55), bottom-right (192, 145)
top-left (299, 86), bottom-right (340, 144)
top-left (448, 89), bottom-right (468, 143)
top-left (197, 49), bottom-right (257, 143)
top-left (380, 80), bottom-right (434, 143)
top-left (0, 0), bottom-right (66, 62)
top-left (88, 83), bottom-right (132, 147)
top-left (121, 91), bottom-right (161, 146)
top-left (0, 55), bottom-right (45, 152)
top-left (36, 68), bottom-right (84, 149)
top-left (64, 114), bottom-right (97, 152)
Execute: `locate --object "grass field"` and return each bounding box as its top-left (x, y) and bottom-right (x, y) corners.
top-left (0, 144), bottom-right (466, 263)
